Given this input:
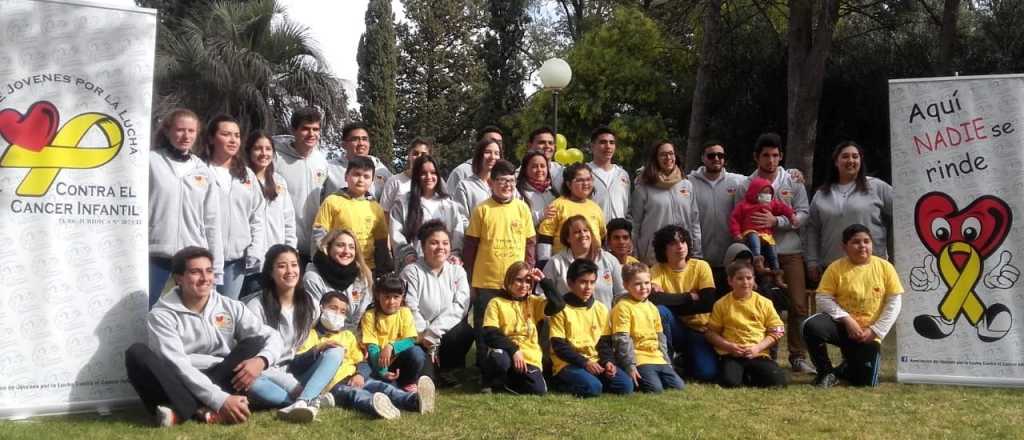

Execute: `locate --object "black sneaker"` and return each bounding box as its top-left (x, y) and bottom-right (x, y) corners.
top-left (813, 372), bottom-right (838, 388)
top-left (436, 371), bottom-right (459, 388)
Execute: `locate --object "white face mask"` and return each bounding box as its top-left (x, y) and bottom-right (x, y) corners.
top-left (320, 310), bottom-right (347, 331)
top-left (757, 193), bottom-right (772, 204)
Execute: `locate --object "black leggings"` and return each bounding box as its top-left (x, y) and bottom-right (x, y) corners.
top-left (124, 337), bottom-right (264, 420)
top-left (419, 319), bottom-right (476, 379)
top-left (802, 313), bottom-right (882, 386)
top-left (718, 356), bottom-right (788, 388)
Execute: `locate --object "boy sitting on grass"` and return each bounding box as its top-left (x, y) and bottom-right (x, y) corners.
top-left (705, 261), bottom-right (788, 388)
top-left (611, 262), bottom-right (684, 393)
top-left (297, 291), bottom-right (435, 420)
top-left (549, 259), bottom-right (634, 397)
top-left (362, 275), bottom-right (428, 391)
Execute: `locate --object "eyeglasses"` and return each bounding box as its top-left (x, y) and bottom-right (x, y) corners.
top-left (705, 152), bottom-right (726, 160)
top-left (572, 177), bottom-right (593, 184)
top-left (511, 277), bottom-right (531, 285)
top-left (346, 136), bottom-right (370, 143)
top-left (494, 177), bottom-right (516, 186)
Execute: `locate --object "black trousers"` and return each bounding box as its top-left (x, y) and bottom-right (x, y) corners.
top-left (419, 318), bottom-right (476, 379)
top-left (482, 349), bottom-right (547, 395)
top-left (472, 288), bottom-right (503, 370)
top-left (802, 313), bottom-right (882, 386)
top-left (124, 337), bottom-right (265, 420)
top-left (718, 356), bottom-right (788, 388)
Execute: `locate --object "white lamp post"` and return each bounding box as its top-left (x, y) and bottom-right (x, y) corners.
top-left (538, 58), bottom-right (572, 136)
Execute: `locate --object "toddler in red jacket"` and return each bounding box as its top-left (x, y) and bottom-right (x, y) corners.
top-left (729, 177), bottom-right (798, 288)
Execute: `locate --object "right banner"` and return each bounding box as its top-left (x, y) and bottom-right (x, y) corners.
top-left (890, 74), bottom-right (1024, 386)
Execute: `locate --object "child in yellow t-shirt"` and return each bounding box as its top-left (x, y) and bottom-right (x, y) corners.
top-left (549, 259), bottom-right (634, 397)
top-left (312, 156), bottom-right (390, 271)
top-left (298, 291), bottom-right (435, 420)
top-left (612, 263), bottom-right (684, 393)
top-left (481, 261), bottom-right (566, 395)
top-left (705, 261), bottom-right (787, 388)
top-left (360, 275), bottom-right (425, 390)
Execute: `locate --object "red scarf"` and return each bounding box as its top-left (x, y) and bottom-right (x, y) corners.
top-left (527, 175), bottom-right (551, 193)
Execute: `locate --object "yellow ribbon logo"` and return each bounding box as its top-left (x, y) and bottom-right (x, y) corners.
top-left (1, 108), bottom-right (123, 197)
top-left (937, 241), bottom-right (985, 325)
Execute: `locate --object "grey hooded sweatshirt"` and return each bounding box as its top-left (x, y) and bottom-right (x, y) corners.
top-left (272, 136), bottom-right (329, 255)
top-left (147, 288), bottom-right (283, 411)
top-left (149, 150), bottom-right (224, 278)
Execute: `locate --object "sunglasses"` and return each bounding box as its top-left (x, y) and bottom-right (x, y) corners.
top-left (705, 152), bottom-right (726, 160)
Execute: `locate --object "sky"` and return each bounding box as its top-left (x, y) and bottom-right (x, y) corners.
top-left (113, 0), bottom-right (404, 103)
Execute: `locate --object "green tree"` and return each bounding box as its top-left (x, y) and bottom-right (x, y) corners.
top-left (511, 6), bottom-right (689, 171)
top-left (395, 0), bottom-right (486, 172)
top-left (153, 0), bottom-right (346, 133)
top-left (478, 0), bottom-right (531, 133)
top-left (357, 0), bottom-right (399, 165)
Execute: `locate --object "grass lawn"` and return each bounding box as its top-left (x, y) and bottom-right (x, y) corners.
top-left (3, 332), bottom-right (1022, 439)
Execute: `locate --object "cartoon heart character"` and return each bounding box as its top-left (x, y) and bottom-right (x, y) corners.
top-left (913, 192), bottom-right (1014, 342)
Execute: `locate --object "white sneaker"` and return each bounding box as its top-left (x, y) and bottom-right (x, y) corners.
top-left (311, 392), bottom-right (335, 409)
top-left (372, 392), bottom-right (401, 420)
top-left (154, 405), bottom-right (178, 427)
top-left (278, 400), bottom-right (317, 423)
top-left (417, 376), bottom-right (436, 414)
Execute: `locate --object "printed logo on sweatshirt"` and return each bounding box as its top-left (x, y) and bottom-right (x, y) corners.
top-left (779, 189), bottom-right (793, 202)
top-left (619, 176), bottom-right (629, 186)
top-left (679, 188), bottom-right (690, 197)
top-left (351, 290), bottom-right (364, 302)
top-left (602, 271), bottom-right (612, 282)
top-left (276, 183), bottom-right (285, 194)
top-left (212, 312), bottom-right (232, 329)
top-left (193, 175), bottom-right (206, 186)
top-left (314, 169), bottom-right (326, 185)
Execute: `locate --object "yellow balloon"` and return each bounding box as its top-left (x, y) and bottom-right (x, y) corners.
top-left (566, 148), bottom-right (585, 164)
top-left (554, 149), bottom-right (572, 166)
top-left (555, 133), bottom-right (568, 151)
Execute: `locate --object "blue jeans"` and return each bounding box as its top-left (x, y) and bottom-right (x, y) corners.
top-left (636, 364), bottom-right (684, 393)
top-left (745, 233), bottom-right (779, 271)
top-left (555, 364), bottom-right (634, 397)
top-left (219, 259), bottom-right (245, 300)
top-left (657, 305), bottom-right (718, 382)
top-left (248, 347), bottom-right (344, 406)
top-left (373, 345), bottom-right (426, 387)
top-left (149, 257), bottom-right (173, 307)
top-left (331, 379), bottom-right (418, 417)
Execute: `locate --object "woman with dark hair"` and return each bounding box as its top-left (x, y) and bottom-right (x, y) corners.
top-left (536, 163), bottom-right (607, 265)
top-left (245, 130), bottom-right (297, 252)
top-left (543, 215), bottom-right (625, 308)
top-left (453, 138), bottom-right (502, 216)
top-left (631, 141), bottom-right (702, 264)
top-left (148, 108), bottom-right (223, 307)
top-left (805, 141), bottom-right (893, 283)
top-left (647, 225), bottom-right (719, 382)
top-left (516, 149), bottom-right (558, 226)
top-left (380, 139), bottom-right (432, 213)
top-left (244, 245), bottom-right (342, 419)
top-left (389, 155), bottom-right (466, 268)
top-left (802, 224), bottom-right (903, 388)
top-left (201, 115), bottom-right (265, 299)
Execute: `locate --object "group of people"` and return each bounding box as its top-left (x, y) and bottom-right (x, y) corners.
top-left (130, 106), bottom-right (903, 427)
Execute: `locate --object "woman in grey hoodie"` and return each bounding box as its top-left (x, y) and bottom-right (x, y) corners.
top-left (630, 141), bottom-right (702, 264)
top-left (200, 115), bottom-right (265, 300)
top-left (148, 109), bottom-right (222, 307)
top-left (241, 130), bottom-right (297, 296)
top-left (302, 229), bottom-right (374, 334)
top-left (389, 155), bottom-right (466, 269)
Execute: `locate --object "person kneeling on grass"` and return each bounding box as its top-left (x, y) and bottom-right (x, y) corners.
top-left (481, 262), bottom-right (566, 394)
top-left (297, 291), bottom-right (435, 419)
top-left (549, 259), bottom-right (634, 397)
top-left (361, 274), bottom-right (428, 391)
top-left (125, 246), bottom-right (284, 426)
top-left (802, 224), bottom-right (903, 388)
top-left (705, 261), bottom-right (788, 388)
top-left (611, 262), bottom-right (684, 393)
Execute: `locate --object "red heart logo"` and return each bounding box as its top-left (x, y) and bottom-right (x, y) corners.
top-left (0, 101), bottom-right (60, 152)
top-left (914, 192), bottom-right (1012, 269)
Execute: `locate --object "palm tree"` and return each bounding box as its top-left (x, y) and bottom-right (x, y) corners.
top-left (153, 0), bottom-right (346, 133)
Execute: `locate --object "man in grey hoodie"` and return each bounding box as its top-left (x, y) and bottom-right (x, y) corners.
top-left (273, 108), bottom-right (329, 264)
top-left (125, 247), bottom-right (283, 426)
top-left (688, 141), bottom-right (746, 290)
top-left (322, 122), bottom-right (393, 201)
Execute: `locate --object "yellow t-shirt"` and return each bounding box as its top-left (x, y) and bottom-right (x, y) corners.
top-left (360, 307), bottom-right (418, 347)
top-left (650, 259), bottom-right (716, 330)
top-left (706, 291), bottom-right (784, 357)
top-left (297, 328), bottom-right (364, 392)
top-left (466, 198), bottom-right (537, 289)
top-left (482, 295), bottom-right (547, 369)
top-left (817, 256), bottom-right (904, 328)
top-left (610, 297), bottom-right (667, 366)
top-left (312, 193), bottom-right (388, 269)
top-left (624, 255), bottom-right (641, 265)
top-left (537, 197), bottom-right (607, 255)
top-left (549, 301), bottom-right (611, 374)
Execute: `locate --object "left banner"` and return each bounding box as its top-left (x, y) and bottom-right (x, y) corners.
top-left (0, 0), bottom-right (155, 418)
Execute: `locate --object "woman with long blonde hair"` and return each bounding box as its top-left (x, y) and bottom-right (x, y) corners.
top-left (302, 229), bottom-right (373, 333)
